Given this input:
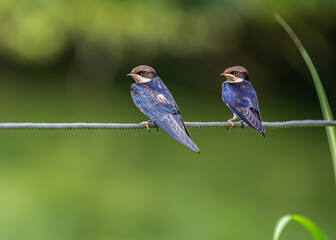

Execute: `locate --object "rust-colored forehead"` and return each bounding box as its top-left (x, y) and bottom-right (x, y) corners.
top-left (131, 65), bottom-right (156, 74)
top-left (224, 66), bottom-right (248, 74)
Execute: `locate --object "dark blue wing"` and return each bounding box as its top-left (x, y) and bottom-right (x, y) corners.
top-left (131, 78), bottom-right (199, 152)
top-left (235, 108), bottom-right (265, 135)
top-left (222, 81), bottom-right (265, 135)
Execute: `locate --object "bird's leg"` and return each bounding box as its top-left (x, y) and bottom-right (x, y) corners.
top-left (240, 120), bottom-right (245, 128)
top-left (140, 120), bottom-right (152, 131)
top-left (153, 123), bottom-right (159, 132)
top-left (227, 114), bottom-right (238, 127)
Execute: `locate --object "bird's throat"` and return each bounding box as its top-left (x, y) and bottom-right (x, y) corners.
top-left (134, 76), bottom-right (151, 83)
top-left (226, 77), bottom-right (244, 83)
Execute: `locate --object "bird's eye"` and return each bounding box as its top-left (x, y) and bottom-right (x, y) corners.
top-left (231, 71), bottom-right (239, 75)
top-left (139, 71), bottom-right (146, 75)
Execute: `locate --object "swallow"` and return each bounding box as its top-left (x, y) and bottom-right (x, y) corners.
top-left (220, 66), bottom-right (266, 137)
top-left (127, 65), bottom-right (200, 153)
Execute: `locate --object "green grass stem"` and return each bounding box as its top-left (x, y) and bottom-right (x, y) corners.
top-left (274, 13), bottom-right (336, 185)
top-left (273, 214), bottom-right (329, 240)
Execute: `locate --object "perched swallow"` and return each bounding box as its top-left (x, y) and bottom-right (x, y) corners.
top-left (221, 66), bottom-right (266, 137)
top-left (127, 65), bottom-right (200, 153)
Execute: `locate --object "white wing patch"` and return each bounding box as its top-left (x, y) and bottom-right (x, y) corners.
top-left (156, 94), bottom-right (168, 103)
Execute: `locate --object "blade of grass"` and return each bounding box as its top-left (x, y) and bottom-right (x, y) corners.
top-left (274, 13), bottom-right (336, 184)
top-left (273, 214), bottom-right (329, 240)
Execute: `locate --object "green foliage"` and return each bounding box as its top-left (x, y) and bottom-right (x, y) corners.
top-left (0, 0), bottom-right (234, 61)
top-left (273, 214), bottom-right (329, 240)
top-left (275, 13), bottom-right (336, 185)
top-left (1, 0), bottom-right (335, 62)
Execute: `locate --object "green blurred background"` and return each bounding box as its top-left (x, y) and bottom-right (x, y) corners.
top-left (0, 0), bottom-right (335, 239)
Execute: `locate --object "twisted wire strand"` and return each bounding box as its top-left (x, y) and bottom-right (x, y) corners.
top-left (0, 120), bottom-right (334, 130)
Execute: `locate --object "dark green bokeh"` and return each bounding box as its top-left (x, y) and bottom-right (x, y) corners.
top-left (0, 0), bottom-right (335, 239)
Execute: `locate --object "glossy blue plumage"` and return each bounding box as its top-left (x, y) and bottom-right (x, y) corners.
top-left (222, 80), bottom-right (265, 136)
top-left (131, 77), bottom-right (199, 152)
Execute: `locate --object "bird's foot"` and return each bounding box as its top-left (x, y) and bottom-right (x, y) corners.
top-left (227, 119), bottom-right (235, 127)
top-left (140, 120), bottom-right (152, 131)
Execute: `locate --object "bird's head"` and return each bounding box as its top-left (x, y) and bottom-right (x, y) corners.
top-left (220, 66), bottom-right (249, 83)
top-left (127, 65), bottom-right (158, 83)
